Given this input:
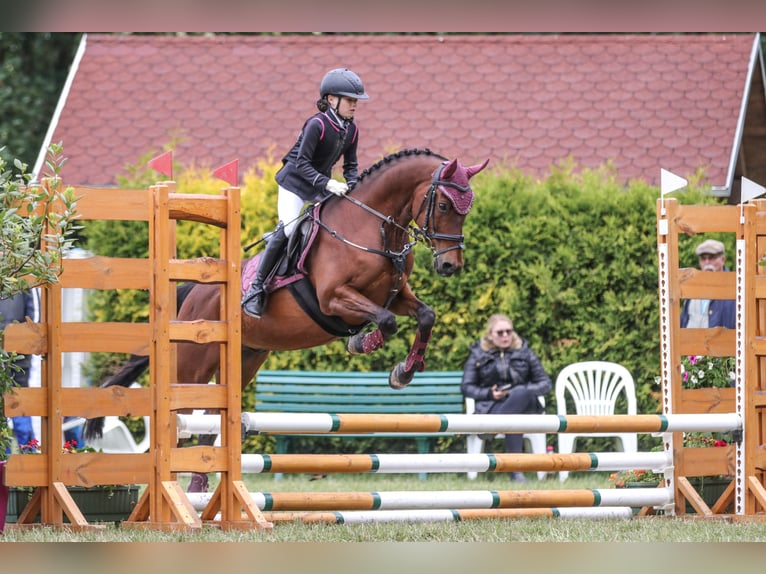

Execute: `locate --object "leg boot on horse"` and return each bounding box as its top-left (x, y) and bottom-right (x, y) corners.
top-left (242, 222), bottom-right (288, 318)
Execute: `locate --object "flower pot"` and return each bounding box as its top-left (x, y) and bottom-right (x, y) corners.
top-left (0, 461), bottom-right (9, 534)
top-left (5, 484), bottom-right (140, 525)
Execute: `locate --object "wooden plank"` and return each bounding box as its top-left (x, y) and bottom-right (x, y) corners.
top-left (677, 476), bottom-right (712, 516)
top-left (678, 445), bottom-right (735, 476)
top-left (169, 320), bottom-right (228, 344)
top-left (52, 481), bottom-right (91, 528)
top-left (751, 337), bottom-right (766, 357)
top-left (60, 386), bottom-right (152, 418)
top-left (678, 267), bottom-right (736, 299)
top-left (5, 452), bottom-right (47, 486)
top-left (677, 328), bottom-right (736, 357)
top-left (752, 444), bottom-right (766, 471)
top-left (160, 481), bottom-right (202, 528)
top-left (678, 388), bottom-right (736, 414)
top-left (69, 186), bottom-right (151, 221)
top-left (60, 323), bottom-right (151, 354)
top-left (169, 258), bottom-right (228, 283)
top-left (168, 193), bottom-right (229, 228)
top-left (3, 321), bottom-right (47, 354)
top-left (4, 451), bottom-right (152, 487)
top-left (754, 275), bottom-right (766, 299)
top-left (170, 445), bottom-right (228, 473)
top-left (60, 257), bottom-right (151, 289)
top-left (5, 321), bottom-right (151, 356)
top-left (5, 386), bottom-right (150, 422)
top-left (4, 387), bottom-right (46, 416)
top-left (674, 204), bottom-right (740, 233)
top-left (170, 384), bottom-right (228, 410)
top-left (59, 453), bottom-right (152, 486)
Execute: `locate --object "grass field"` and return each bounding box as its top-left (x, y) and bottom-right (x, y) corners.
top-left (3, 470), bottom-right (766, 542)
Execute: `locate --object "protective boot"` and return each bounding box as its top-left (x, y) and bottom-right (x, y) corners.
top-left (242, 223), bottom-right (288, 318)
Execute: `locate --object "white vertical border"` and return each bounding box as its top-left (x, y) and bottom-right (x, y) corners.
top-left (657, 230), bottom-right (676, 515)
top-left (735, 238), bottom-right (746, 515)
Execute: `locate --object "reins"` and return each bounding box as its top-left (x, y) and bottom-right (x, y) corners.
top-left (313, 161), bottom-right (467, 267)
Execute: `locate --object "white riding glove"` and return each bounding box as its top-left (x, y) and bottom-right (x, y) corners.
top-left (325, 179), bottom-right (349, 196)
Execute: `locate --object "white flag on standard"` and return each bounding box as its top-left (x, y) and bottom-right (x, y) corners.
top-left (741, 177), bottom-right (766, 204)
top-left (660, 168), bottom-right (688, 196)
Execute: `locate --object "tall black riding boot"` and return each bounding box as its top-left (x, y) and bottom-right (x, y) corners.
top-left (242, 223), bottom-right (288, 318)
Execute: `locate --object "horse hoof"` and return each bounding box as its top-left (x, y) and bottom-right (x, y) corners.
top-left (388, 363), bottom-right (411, 390)
top-left (188, 473), bottom-right (209, 493)
top-left (347, 334), bottom-right (364, 355)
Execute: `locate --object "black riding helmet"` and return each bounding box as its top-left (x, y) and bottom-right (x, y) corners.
top-left (319, 68), bottom-right (369, 100)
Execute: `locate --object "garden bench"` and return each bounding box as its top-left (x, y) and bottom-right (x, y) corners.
top-left (253, 369), bottom-right (465, 478)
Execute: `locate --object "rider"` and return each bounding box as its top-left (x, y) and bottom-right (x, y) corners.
top-left (242, 68), bottom-right (369, 318)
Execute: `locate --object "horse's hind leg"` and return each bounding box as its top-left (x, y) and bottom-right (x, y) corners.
top-left (186, 347), bottom-right (269, 493)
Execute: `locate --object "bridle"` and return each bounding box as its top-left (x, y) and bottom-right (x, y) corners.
top-left (313, 162), bottom-right (469, 267)
top-left (412, 162), bottom-right (469, 257)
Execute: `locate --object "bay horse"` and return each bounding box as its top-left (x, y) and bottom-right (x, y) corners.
top-left (84, 148), bottom-right (488, 490)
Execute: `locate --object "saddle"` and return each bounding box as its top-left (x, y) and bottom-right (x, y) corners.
top-left (243, 205), bottom-right (367, 337)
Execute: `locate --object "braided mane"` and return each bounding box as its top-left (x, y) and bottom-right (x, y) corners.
top-left (356, 148), bottom-right (447, 185)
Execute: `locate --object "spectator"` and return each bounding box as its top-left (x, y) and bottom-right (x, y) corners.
top-left (0, 290), bottom-right (37, 452)
top-left (461, 313), bottom-right (552, 482)
top-left (680, 239), bottom-right (736, 329)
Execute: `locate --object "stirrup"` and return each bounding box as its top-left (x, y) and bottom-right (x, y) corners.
top-left (242, 286), bottom-right (266, 318)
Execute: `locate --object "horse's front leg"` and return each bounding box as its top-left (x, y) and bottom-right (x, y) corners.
top-left (343, 284), bottom-right (435, 390)
top-left (386, 287), bottom-right (435, 389)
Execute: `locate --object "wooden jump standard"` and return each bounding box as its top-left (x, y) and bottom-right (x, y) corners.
top-left (3, 180), bottom-right (271, 531)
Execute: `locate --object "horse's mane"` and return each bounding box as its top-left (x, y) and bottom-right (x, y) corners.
top-left (355, 148), bottom-right (447, 186)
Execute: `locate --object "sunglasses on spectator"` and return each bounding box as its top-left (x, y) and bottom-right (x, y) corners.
top-left (493, 329), bottom-right (513, 336)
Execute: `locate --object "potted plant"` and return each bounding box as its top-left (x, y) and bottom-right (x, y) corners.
top-left (1, 144), bottom-right (78, 533)
top-left (610, 432), bottom-right (732, 514)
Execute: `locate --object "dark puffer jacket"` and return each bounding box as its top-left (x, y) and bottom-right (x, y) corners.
top-left (461, 339), bottom-right (551, 414)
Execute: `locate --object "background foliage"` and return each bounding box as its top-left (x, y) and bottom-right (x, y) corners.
top-left (79, 153), bottom-right (723, 453)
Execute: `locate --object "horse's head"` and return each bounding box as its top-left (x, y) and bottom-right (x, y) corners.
top-left (418, 157), bottom-right (490, 277)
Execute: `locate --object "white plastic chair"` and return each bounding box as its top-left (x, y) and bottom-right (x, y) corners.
top-left (464, 396), bottom-right (548, 480)
top-left (86, 415), bottom-right (151, 453)
top-left (555, 361), bottom-right (637, 481)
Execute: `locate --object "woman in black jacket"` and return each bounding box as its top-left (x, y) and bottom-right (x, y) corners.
top-left (461, 314), bottom-right (552, 481)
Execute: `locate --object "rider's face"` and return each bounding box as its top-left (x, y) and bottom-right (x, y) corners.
top-left (329, 95), bottom-right (358, 120)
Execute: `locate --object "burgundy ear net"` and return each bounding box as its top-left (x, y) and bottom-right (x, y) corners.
top-left (438, 158), bottom-right (490, 215)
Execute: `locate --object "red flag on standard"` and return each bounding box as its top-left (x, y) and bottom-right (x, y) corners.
top-left (148, 150), bottom-right (173, 179)
top-left (213, 159), bottom-right (239, 187)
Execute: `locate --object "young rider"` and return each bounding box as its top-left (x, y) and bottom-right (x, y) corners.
top-left (242, 68), bottom-right (369, 318)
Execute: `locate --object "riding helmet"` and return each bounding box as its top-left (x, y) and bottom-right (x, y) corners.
top-left (319, 68), bottom-right (369, 100)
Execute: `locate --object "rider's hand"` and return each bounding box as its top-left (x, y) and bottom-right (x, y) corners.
top-left (326, 179), bottom-right (349, 196)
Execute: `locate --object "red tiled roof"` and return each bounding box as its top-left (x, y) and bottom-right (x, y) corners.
top-left (41, 33), bottom-right (758, 189)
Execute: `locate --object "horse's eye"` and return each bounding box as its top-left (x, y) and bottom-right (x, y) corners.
top-left (437, 202), bottom-right (449, 213)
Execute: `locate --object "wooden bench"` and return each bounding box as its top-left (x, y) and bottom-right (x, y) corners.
top-left (254, 369), bottom-right (464, 478)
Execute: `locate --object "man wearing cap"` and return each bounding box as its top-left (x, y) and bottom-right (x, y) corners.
top-left (680, 239), bottom-right (736, 329)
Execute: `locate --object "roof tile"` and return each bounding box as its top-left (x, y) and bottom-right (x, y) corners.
top-left (46, 33), bottom-right (757, 189)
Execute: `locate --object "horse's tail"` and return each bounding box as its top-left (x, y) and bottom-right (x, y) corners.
top-left (83, 282), bottom-right (196, 440)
